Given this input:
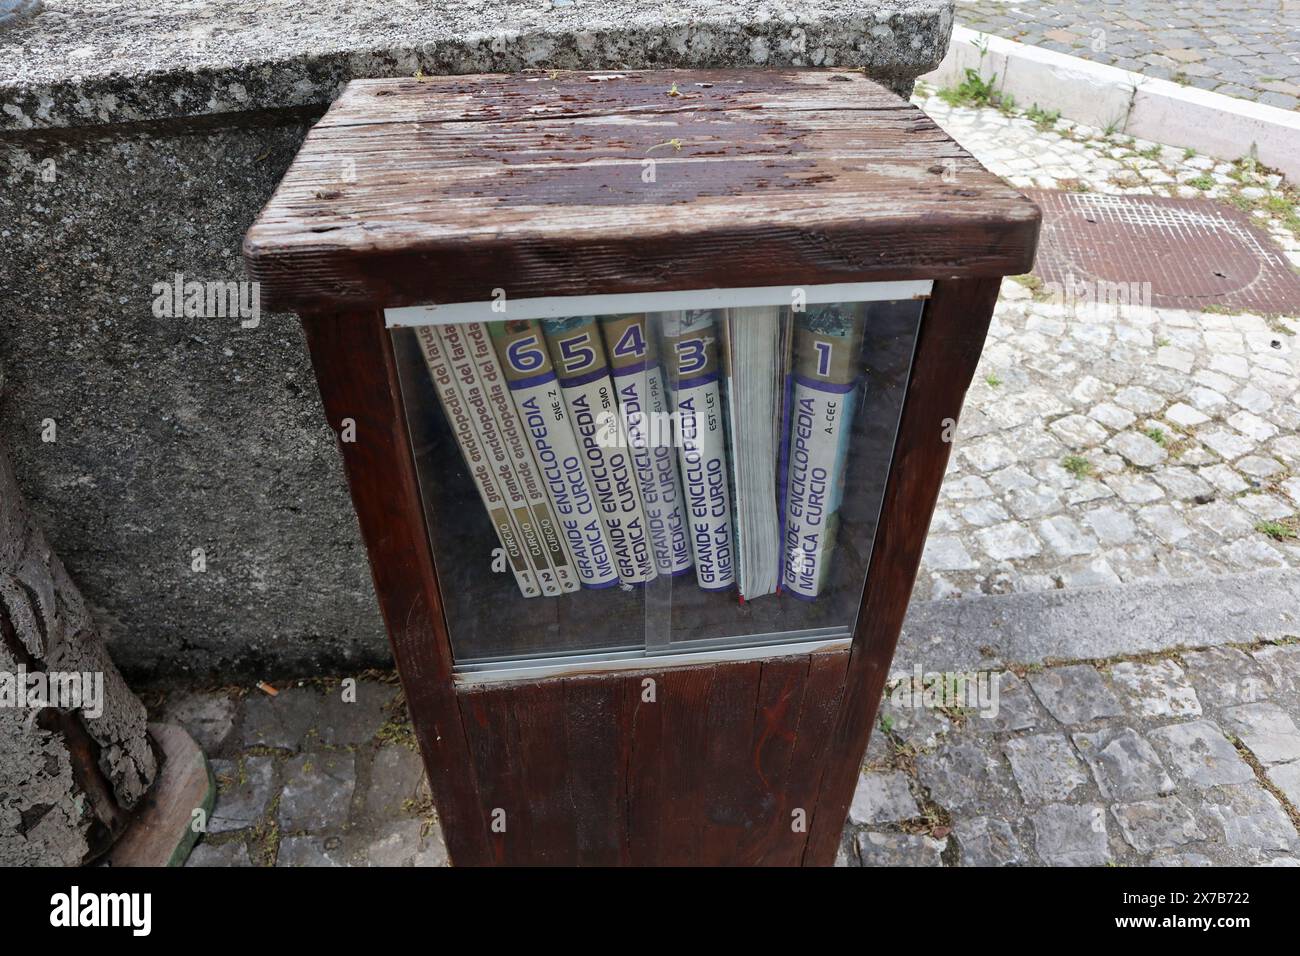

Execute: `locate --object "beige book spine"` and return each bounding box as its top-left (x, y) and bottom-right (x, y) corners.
top-left (463, 322), bottom-right (579, 593)
top-left (414, 326), bottom-right (539, 598)
top-left (437, 323), bottom-right (560, 596)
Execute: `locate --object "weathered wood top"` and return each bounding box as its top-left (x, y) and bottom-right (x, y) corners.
top-left (245, 70), bottom-right (1040, 313)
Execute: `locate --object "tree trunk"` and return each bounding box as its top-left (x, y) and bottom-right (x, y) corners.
top-left (0, 442), bottom-right (157, 865)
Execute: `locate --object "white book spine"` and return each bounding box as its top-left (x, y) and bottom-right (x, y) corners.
top-left (661, 310), bottom-right (736, 592)
top-left (463, 322), bottom-right (579, 593)
top-left (541, 317), bottom-right (657, 585)
top-left (438, 323), bottom-right (560, 596)
top-left (489, 320), bottom-right (620, 589)
top-left (600, 316), bottom-right (693, 578)
top-left (414, 326), bottom-right (539, 598)
top-left (781, 306), bottom-right (864, 599)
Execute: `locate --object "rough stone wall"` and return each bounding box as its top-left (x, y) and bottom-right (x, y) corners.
top-left (1, 116), bottom-right (384, 680)
top-left (0, 441), bottom-right (157, 865)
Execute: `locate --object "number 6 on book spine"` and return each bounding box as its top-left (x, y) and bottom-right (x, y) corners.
top-left (489, 320), bottom-right (620, 590)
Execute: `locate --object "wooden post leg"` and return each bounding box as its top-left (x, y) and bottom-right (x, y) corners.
top-left (803, 276), bottom-right (1004, 865)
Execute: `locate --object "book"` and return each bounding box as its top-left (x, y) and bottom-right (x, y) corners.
top-left (438, 323), bottom-right (561, 596)
top-left (540, 316), bottom-right (657, 585)
top-left (720, 306), bottom-right (785, 600)
top-left (488, 319), bottom-right (621, 589)
top-left (462, 322), bottom-right (579, 593)
top-left (780, 304), bottom-right (866, 599)
top-left (659, 310), bottom-right (736, 593)
top-left (599, 315), bottom-right (693, 579)
top-left (414, 326), bottom-right (540, 598)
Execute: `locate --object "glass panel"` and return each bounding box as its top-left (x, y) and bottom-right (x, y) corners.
top-left (391, 290), bottom-right (924, 670)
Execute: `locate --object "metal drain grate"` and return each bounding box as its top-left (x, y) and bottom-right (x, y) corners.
top-left (1027, 190), bottom-right (1300, 315)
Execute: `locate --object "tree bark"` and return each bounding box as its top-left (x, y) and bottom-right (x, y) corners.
top-left (0, 441), bottom-right (157, 865)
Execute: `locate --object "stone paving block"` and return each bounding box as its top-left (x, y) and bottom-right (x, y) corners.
top-left (954, 816), bottom-right (1027, 867)
top-left (1104, 474), bottom-right (1164, 504)
top-left (1151, 467), bottom-right (1212, 501)
top-left (1082, 507), bottom-right (1137, 547)
top-left (1005, 733), bottom-right (1090, 804)
top-left (279, 752), bottom-right (357, 832)
top-left (1137, 505), bottom-right (1194, 546)
top-left (1073, 726), bottom-right (1174, 801)
top-left (1107, 431), bottom-right (1168, 467)
top-left (916, 739), bottom-right (1019, 816)
top-left (1148, 852), bottom-right (1216, 867)
top-left (186, 839), bottom-right (253, 867)
top-left (1188, 501), bottom-right (1255, 538)
top-left (960, 500), bottom-right (1010, 527)
top-left (1062, 557), bottom-right (1122, 588)
top-left (276, 834), bottom-right (347, 867)
top-left (864, 722), bottom-right (892, 767)
top-left (1203, 783), bottom-right (1299, 852)
top-left (1114, 386), bottom-right (1164, 415)
top-left (1028, 665), bottom-right (1124, 724)
top-left (1111, 797), bottom-right (1205, 853)
top-left (1181, 646), bottom-right (1274, 708)
top-left (160, 690), bottom-right (236, 754)
top-left (976, 521), bottom-right (1043, 560)
top-left (357, 819), bottom-right (449, 867)
top-left (1165, 402), bottom-right (1209, 428)
top-left (1253, 644), bottom-right (1300, 696)
top-left (878, 694), bottom-right (952, 750)
top-left (1038, 515), bottom-right (1099, 556)
top-left (242, 686), bottom-right (326, 750)
top-left (209, 755), bottom-right (276, 834)
top-left (1267, 761), bottom-right (1300, 808)
top-left (848, 770), bottom-right (920, 825)
top-left (1109, 659), bottom-right (1202, 718)
top-left (1219, 538), bottom-right (1288, 571)
top-left (855, 832), bottom-right (946, 867)
top-left (922, 535), bottom-right (977, 571)
top-left (970, 671), bottom-right (1042, 734)
top-left (1219, 702), bottom-right (1300, 765)
top-left (242, 681), bottom-right (396, 751)
top-left (1148, 720), bottom-right (1255, 788)
top-left (1032, 804), bottom-right (1112, 867)
top-left (1051, 414), bottom-right (1109, 449)
top-left (363, 745), bottom-right (427, 821)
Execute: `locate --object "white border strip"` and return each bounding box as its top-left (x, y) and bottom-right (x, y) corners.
top-left (922, 26), bottom-right (1300, 182)
top-left (385, 280), bottom-right (932, 327)
top-left (453, 635), bottom-right (851, 685)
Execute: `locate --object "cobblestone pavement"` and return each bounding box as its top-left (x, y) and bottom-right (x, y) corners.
top-left (162, 680), bottom-right (451, 867)
top-left (910, 86), bottom-right (1300, 603)
top-left (843, 638), bottom-right (1300, 866)
top-left (163, 638), bottom-right (1300, 867)
top-left (957, 0), bottom-right (1300, 110)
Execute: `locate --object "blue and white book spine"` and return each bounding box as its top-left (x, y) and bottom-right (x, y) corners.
top-left (541, 316), bottom-right (657, 586)
top-left (781, 305), bottom-right (865, 600)
top-left (599, 315), bottom-right (693, 579)
top-left (488, 319), bottom-right (620, 589)
top-left (660, 310), bottom-right (736, 593)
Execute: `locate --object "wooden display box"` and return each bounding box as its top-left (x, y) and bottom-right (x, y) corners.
top-left (245, 70), bottom-right (1039, 866)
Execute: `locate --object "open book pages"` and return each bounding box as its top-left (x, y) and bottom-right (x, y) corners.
top-left (721, 306), bottom-right (785, 601)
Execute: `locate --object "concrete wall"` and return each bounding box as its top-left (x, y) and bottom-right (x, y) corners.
top-left (0, 2), bottom-right (954, 680)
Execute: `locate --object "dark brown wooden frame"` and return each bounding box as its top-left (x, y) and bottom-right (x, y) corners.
top-left (250, 69), bottom-right (1037, 865)
top-left (299, 276), bottom-right (999, 865)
